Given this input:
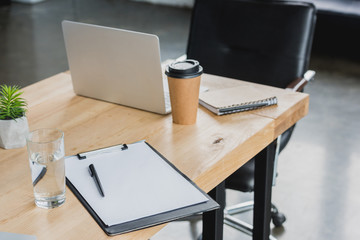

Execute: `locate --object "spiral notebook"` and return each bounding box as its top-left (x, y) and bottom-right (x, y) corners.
top-left (199, 85), bottom-right (278, 115)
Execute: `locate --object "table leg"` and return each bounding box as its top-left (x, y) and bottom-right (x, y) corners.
top-left (253, 140), bottom-right (276, 240)
top-left (202, 181), bottom-right (225, 240)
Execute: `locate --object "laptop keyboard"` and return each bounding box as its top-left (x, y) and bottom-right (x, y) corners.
top-left (164, 92), bottom-right (171, 109)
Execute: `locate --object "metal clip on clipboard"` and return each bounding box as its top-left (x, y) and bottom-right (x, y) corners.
top-left (76, 143), bottom-right (129, 160)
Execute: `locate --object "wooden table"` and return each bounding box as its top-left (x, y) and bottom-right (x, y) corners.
top-left (0, 72), bottom-right (308, 240)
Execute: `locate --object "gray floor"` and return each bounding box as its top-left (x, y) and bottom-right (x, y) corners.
top-left (1, 1), bottom-right (360, 240)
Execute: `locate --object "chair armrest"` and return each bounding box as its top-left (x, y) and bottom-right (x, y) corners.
top-left (286, 70), bottom-right (316, 92)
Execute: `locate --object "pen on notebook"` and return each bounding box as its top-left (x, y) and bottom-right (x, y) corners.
top-left (89, 164), bottom-right (105, 197)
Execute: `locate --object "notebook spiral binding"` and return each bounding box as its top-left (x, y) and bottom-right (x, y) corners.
top-left (219, 96), bottom-right (278, 115)
top-left (220, 96), bottom-right (278, 109)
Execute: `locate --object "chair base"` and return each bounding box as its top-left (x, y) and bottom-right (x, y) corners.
top-left (224, 201), bottom-right (286, 240)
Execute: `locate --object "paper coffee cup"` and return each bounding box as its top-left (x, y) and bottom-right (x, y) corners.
top-left (165, 59), bottom-right (203, 125)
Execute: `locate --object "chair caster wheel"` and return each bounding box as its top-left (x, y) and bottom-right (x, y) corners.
top-left (272, 211), bottom-right (286, 227)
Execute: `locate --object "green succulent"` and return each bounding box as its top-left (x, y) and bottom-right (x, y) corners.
top-left (0, 85), bottom-right (27, 120)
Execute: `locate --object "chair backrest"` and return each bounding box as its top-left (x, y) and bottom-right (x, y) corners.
top-left (187, 0), bottom-right (317, 89)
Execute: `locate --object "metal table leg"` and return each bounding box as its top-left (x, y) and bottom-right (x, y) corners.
top-left (202, 181), bottom-right (225, 240)
top-left (253, 141), bottom-right (276, 240)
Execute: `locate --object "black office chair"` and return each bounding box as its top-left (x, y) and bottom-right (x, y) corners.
top-left (187, 0), bottom-right (316, 238)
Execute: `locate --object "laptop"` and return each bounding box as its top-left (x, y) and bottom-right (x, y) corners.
top-left (62, 20), bottom-right (171, 114)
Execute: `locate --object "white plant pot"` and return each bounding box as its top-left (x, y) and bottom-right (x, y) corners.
top-left (0, 116), bottom-right (29, 149)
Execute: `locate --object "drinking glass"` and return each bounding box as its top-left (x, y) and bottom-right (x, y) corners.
top-left (26, 128), bottom-right (65, 209)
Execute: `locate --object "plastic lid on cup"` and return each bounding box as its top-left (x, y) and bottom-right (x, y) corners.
top-left (165, 59), bottom-right (203, 79)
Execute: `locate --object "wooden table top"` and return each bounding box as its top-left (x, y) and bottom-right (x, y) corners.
top-left (0, 72), bottom-right (308, 240)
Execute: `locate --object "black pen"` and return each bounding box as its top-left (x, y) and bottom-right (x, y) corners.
top-left (89, 164), bottom-right (105, 197)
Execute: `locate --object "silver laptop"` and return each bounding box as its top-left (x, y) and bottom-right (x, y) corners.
top-left (62, 20), bottom-right (171, 114)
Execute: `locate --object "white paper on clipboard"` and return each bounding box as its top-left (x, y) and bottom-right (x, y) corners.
top-left (65, 141), bottom-right (208, 226)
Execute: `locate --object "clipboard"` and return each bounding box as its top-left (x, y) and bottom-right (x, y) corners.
top-left (65, 141), bottom-right (219, 236)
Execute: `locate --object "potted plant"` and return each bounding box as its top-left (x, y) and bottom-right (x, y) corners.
top-left (0, 85), bottom-right (29, 149)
